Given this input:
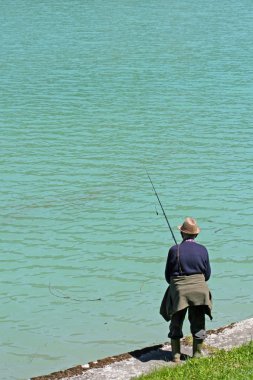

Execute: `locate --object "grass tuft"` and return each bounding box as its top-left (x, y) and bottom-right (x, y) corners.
top-left (134, 341), bottom-right (253, 380)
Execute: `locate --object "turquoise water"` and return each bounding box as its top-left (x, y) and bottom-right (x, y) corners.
top-left (1, 1), bottom-right (253, 379)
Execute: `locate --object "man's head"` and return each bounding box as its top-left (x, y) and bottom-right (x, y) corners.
top-left (178, 217), bottom-right (200, 240)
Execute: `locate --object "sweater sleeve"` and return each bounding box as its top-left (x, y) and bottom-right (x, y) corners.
top-left (165, 249), bottom-right (172, 284)
top-left (204, 251), bottom-right (211, 281)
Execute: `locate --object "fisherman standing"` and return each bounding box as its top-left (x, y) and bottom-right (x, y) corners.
top-left (160, 217), bottom-right (212, 362)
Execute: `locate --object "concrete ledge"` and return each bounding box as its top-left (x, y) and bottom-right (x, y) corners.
top-left (31, 317), bottom-right (253, 380)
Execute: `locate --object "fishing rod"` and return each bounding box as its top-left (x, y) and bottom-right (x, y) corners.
top-left (146, 171), bottom-right (178, 245)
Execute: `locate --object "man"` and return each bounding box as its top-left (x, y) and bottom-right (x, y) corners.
top-left (161, 217), bottom-right (212, 362)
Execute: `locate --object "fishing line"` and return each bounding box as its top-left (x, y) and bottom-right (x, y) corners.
top-left (146, 170), bottom-right (178, 245)
top-left (48, 282), bottom-right (101, 302)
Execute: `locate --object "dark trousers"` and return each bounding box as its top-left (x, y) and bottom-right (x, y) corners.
top-left (168, 306), bottom-right (207, 340)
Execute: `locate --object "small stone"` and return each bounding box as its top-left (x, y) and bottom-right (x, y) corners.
top-left (82, 363), bottom-right (90, 369)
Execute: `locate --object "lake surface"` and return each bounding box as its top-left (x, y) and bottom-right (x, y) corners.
top-left (1, 1), bottom-right (253, 379)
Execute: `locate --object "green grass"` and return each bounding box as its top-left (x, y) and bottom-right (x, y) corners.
top-left (134, 341), bottom-right (253, 380)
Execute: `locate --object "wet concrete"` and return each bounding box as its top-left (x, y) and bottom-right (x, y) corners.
top-left (31, 317), bottom-right (253, 380)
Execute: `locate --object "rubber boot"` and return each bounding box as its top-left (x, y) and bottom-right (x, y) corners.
top-left (171, 339), bottom-right (181, 363)
top-left (192, 338), bottom-right (204, 358)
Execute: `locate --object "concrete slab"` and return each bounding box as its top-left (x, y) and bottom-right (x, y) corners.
top-left (31, 317), bottom-right (253, 380)
top-left (205, 318), bottom-right (253, 350)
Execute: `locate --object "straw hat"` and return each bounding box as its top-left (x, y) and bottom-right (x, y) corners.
top-left (178, 217), bottom-right (201, 235)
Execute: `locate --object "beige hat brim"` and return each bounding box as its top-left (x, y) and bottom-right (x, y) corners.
top-left (177, 225), bottom-right (201, 234)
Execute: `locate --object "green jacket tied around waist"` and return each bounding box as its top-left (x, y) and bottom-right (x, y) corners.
top-left (160, 274), bottom-right (212, 322)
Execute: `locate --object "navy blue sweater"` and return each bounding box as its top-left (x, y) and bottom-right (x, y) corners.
top-left (165, 239), bottom-right (211, 284)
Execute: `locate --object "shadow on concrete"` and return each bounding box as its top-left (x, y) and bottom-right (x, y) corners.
top-left (130, 345), bottom-right (190, 363)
